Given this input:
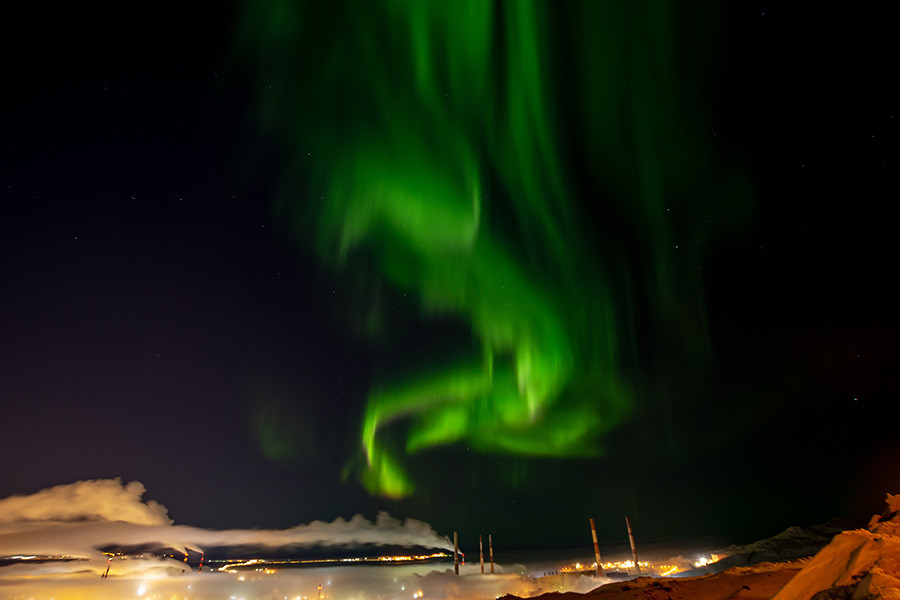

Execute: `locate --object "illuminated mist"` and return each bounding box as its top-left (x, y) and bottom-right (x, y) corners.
top-left (0, 480), bottom-right (452, 560)
top-left (236, 1), bottom-right (747, 497)
top-left (0, 480), bottom-right (568, 600)
top-left (0, 563), bottom-right (555, 600)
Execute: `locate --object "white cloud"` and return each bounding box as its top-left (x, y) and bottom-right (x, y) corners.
top-left (0, 478), bottom-right (170, 525)
top-left (0, 479), bottom-right (453, 561)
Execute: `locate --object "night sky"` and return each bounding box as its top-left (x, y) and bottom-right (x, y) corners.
top-left (1, 1), bottom-right (897, 551)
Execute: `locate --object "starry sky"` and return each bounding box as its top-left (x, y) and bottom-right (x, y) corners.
top-left (1, 1), bottom-right (897, 550)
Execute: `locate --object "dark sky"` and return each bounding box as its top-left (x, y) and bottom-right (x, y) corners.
top-left (1, 2), bottom-right (897, 551)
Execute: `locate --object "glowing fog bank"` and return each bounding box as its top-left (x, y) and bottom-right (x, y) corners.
top-left (0, 562), bottom-right (608, 600)
top-left (0, 479), bottom-right (613, 599)
top-left (0, 480), bottom-right (450, 563)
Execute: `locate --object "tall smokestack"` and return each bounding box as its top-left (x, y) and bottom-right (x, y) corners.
top-left (454, 531), bottom-right (459, 575)
top-left (625, 516), bottom-right (640, 575)
top-left (489, 534), bottom-right (494, 573)
top-left (479, 534), bottom-right (484, 573)
top-left (590, 518), bottom-right (603, 577)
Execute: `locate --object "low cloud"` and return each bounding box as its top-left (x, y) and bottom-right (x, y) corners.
top-left (0, 479), bottom-right (452, 561)
top-left (0, 564), bottom-right (547, 600)
top-left (0, 478), bottom-right (170, 526)
top-left (0, 480), bottom-right (548, 600)
top-left (0, 480), bottom-right (617, 600)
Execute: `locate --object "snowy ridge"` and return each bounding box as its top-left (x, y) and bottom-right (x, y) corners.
top-left (772, 494), bottom-right (900, 600)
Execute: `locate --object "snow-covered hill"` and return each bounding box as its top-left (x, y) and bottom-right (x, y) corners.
top-left (772, 493), bottom-right (900, 600)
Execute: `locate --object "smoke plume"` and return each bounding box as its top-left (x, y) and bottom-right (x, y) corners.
top-left (0, 480), bottom-right (564, 600)
top-left (0, 478), bottom-right (170, 525)
top-left (0, 480), bottom-right (452, 561)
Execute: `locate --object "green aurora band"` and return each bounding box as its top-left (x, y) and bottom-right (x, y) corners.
top-left (236, 0), bottom-right (747, 498)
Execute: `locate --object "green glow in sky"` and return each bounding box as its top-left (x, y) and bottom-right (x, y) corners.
top-left (237, 0), bottom-right (747, 497)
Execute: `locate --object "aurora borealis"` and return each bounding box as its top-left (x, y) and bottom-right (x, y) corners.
top-left (237, 0), bottom-right (748, 498)
top-left (1, 0), bottom-right (898, 549)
